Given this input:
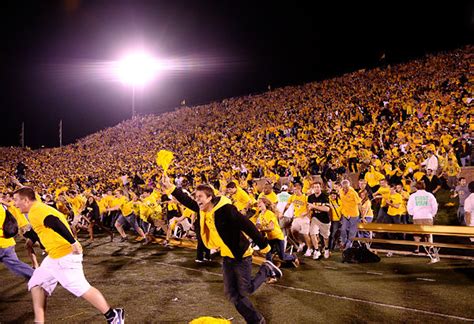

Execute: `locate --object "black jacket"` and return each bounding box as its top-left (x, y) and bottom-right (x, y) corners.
top-left (171, 187), bottom-right (268, 260)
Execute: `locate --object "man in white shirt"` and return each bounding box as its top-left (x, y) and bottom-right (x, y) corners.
top-left (407, 181), bottom-right (438, 258)
top-left (463, 181), bottom-right (474, 242)
top-left (421, 150), bottom-right (439, 174)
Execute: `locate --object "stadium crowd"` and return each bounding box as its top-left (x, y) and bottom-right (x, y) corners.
top-left (1, 47), bottom-right (472, 248)
top-left (1, 45), bottom-right (473, 324)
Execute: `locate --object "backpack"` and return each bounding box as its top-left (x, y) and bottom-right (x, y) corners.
top-left (342, 245), bottom-right (380, 263)
top-left (2, 205), bottom-right (19, 239)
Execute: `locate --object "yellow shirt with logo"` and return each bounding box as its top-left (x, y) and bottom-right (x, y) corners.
top-left (387, 193), bottom-right (404, 216)
top-left (287, 193), bottom-right (308, 218)
top-left (328, 198), bottom-right (342, 221)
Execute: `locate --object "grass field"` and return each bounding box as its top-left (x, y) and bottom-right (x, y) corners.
top-left (1, 233), bottom-right (474, 324)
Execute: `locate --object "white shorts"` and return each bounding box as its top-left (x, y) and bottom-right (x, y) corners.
top-left (28, 253), bottom-right (91, 297)
top-left (310, 218), bottom-right (331, 239)
top-left (291, 217), bottom-right (310, 235)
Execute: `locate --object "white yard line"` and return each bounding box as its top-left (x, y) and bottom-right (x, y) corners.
top-left (150, 260), bottom-right (474, 322)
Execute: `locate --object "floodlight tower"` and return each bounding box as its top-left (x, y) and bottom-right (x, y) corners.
top-left (116, 52), bottom-right (162, 117)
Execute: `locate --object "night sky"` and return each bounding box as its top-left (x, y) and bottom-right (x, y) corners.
top-left (1, 1), bottom-right (472, 148)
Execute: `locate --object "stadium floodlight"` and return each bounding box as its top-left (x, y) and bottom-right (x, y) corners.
top-left (115, 51), bottom-right (163, 117)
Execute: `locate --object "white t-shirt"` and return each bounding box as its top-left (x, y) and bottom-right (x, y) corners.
top-left (407, 190), bottom-right (438, 220)
top-left (463, 193), bottom-right (474, 226)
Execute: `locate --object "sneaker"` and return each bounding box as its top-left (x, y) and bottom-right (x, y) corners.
top-left (429, 256), bottom-right (440, 264)
top-left (297, 243), bottom-right (305, 253)
top-left (107, 308), bottom-right (125, 324)
top-left (413, 248), bottom-right (419, 254)
top-left (324, 249), bottom-right (330, 259)
top-left (291, 256), bottom-right (300, 268)
top-left (313, 250), bottom-right (321, 260)
top-left (304, 248), bottom-right (313, 257)
top-left (203, 257), bottom-right (211, 262)
top-left (266, 277), bottom-right (278, 284)
top-left (263, 260), bottom-right (283, 279)
top-left (195, 259), bottom-right (204, 263)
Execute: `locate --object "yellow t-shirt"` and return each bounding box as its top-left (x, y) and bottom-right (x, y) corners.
top-left (399, 190), bottom-right (410, 215)
top-left (287, 193), bottom-right (308, 218)
top-left (339, 188), bottom-right (361, 217)
top-left (0, 205), bottom-right (29, 248)
top-left (66, 195), bottom-right (86, 215)
top-left (374, 186), bottom-right (390, 207)
top-left (258, 191), bottom-right (278, 204)
top-left (364, 169), bottom-right (385, 187)
top-left (360, 199), bottom-right (374, 218)
top-left (387, 193), bottom-right (404, 216)
top-left (28, 201), bottom-right (76, 259)
top-left (328, 198), bottom-right (342, 221)
top-left (260, 210), bottom-right (284, 240)
top-left (200, 196), bottom-right (253, 258)
top-left (232, 187), bottom-right (254, 212)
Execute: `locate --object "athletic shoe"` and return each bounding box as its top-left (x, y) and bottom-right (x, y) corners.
top-left (296, 243), bottom-right (305, 253)
top-left (203, 257), bottom-right (211, 262)
top-left (263, 260), bottom-right (283, 279)
top-left (107, 308), bottom-right (125, 324)
top-left (324, 249), bottom-right (330, 259)
top-left (304, 248), bottom-right (313, 257)
top-left (429, 256), bottom-right (440, 264)
top-left (312, 250), bottom-right (321, 260)
top-left (291, 256), bottom-right (300, 267)
top-left (195, 259), bottom-right (204, 263)
top-left (266, 277), bottom-right (278, 284)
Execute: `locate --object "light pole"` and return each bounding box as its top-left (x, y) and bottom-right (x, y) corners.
top-left (132, 84), bottom-right (136, 117)
top-left (115, 51), bottom-right (162, 118)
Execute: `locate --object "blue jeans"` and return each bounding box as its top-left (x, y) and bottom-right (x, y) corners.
top-left (358, 216), bottom-right (373, 238)
top-left (341, 217), bottom-right (359, 250)
top-left (329, 220), bottom-right (341, 250)
top-left (222, 256), bottom-right (271, 324)
top-left (457, 206), bottom-right (465, 226)
top-left (0, 245), bottom-right (34, 279)
top-left (265, 239), bottom-right (296, 262)
top-left (376, 207), bottom-right (389, 223)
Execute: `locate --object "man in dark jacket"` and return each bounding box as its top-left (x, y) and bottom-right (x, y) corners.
top-left (161, 176), bottom-right (281, 324)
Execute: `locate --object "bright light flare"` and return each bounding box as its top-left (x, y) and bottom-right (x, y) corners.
top-left (115, 52), bottom-right (163, 86)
